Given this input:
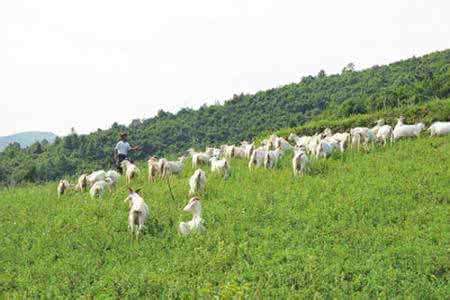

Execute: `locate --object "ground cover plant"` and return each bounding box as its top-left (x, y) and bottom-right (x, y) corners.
top-left (1, 134), bottom-right (449, 298)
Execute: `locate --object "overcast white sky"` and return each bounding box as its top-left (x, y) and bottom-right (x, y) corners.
top-left (1, 0), bottom-right (449, 136)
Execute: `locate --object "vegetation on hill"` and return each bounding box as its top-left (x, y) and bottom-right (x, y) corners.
top-left (0, 49), bottom-right (449, 185)
top-left (0, 131), bottom-right (57, 152)
top-left (1, 135), bottom-right (449, 298)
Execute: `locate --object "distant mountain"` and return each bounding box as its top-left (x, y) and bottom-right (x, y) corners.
top-left (0, 132), bottom-right (57, 151)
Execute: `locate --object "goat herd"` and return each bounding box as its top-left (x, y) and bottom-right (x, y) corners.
top-left (56, 117), bottom-right (450, 237)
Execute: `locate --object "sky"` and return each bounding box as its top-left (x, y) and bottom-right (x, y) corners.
top-left (1, 0), bottom-right (449, 137)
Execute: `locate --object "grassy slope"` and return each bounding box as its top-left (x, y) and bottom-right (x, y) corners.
top-left (0, 136), bottom-right (449, 298)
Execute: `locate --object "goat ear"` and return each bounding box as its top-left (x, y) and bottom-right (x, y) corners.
top-left (128, 187), bottom-right (133, 194)
top-left (135, 188), bottom-right (142, 194)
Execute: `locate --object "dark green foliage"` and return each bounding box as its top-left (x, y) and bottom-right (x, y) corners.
top-left (1, 49), bottom-right (449, 185)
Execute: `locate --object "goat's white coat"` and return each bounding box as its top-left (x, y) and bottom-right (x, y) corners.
top-left (210, 157), bottom-right (230, 179)
top-left (393, 118), bottom-right (425, 140)
top-left (124, 189), bottom-right (149, 236)
top-left (86, 170), bottom-right (106, 185)
top-left (189, 169), bottom-right (206, 196)
top-left (105, 170), bottom-right (120, 186)
top-left (248, 148), bottom-right (268, 169)
top-left (178, 197), bottom-right (205, 236)
top-left (75, 174), bottom-right (88, 192)
top-left (428, 122), bottom-right (450, 137)
top-left (89, 178), bottom-right (113, 198)
top-left (57, 180), bottom-right (70, 198)
top-left (264, 148), bottom-right (283, 169)
top-left (292, 150), bottom-right (310, 176)
top-left (161, 156), bottom-right (186, 177)
top-left (121, 160), bottom-right (140, 184)
top-left (147, 157), bottom-right (160, 182)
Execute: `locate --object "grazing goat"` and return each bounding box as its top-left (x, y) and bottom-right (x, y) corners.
top-left (124, 188), bottom-right (149, 237)
top-left (121, 160), bottom-right (140, 185)
top-left (89, 178), bottom-right (113, 198)
top-left (86, 170), bottom-right (106, 185)
top-left (274, 137), bottom-right (294, 151)
top-left (57, 180), bottom-right (70, 198)
top-left (376, 125), bottom-right (394, 146)
top-left (292, 150), bottom-right (310, 176)
top-left (428, 122), bottom-right (450, 137)
top-left (306, 134), bottom-right (321, 155)
top-left (189, 169), bottom-right (206, 196)
top-left (223, 145), bottom-right (235, 159)
top-left (161, 156), bottom-right (186, 178)
top-left (393, 117), bottom-right (425, 140)
top-left (75, 174), bottom-right (88, 192)
top-left (350, 127), bottom-right (375, 151)
top-left (178, 197), bottom-right (205, 236)
top-left (210, 157), bottom-right (231, 179)
top-left (322, 129), bottom-right (350, 153)
top-left (205, 147), bottom-right (222, 158)
top-left (288, 133), bottom-right (313, 148)
top-left (315, 140), bottom-right (334, 159)
top-left (248, 148), bottom-right (268, 169)
top-left (106, 170), bottom-right (121, 187)
top-left (147, 156), bottom-right (160, 182)
top-left (241, 142), bottom-right (255, 158)
top-left (264, 148), bottom-right (283, 169)
top-left (191, 151), bottom-right (211, 168)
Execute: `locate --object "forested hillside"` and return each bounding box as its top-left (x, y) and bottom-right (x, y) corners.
top-left (1, 49), bottom-right (449, 185)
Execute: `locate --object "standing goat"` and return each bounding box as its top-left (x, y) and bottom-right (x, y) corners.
top-left (57, 180), bottom-right (71, 198)
top-left (292, 150), bottom-right (310, 176)
top-left (210, 157), bottom-right (231, 179)
top-left (393, 116), bottom-right (425, 140)
top-left (121, 160), bottom-right (140, 185)
top-left (147, 156), bottom-right (160, 182)
top-left (124, 188), bottom-right (149, 237)
top-left (189, 169), bottom-right (206, 196)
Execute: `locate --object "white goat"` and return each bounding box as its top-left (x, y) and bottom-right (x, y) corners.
top-left (178, 197), bottom-right (205, 236)
top-left (57, 180), bottom-right (70, 198)
top-left (162, 156), bottom-right (186, 178)
top-left (376, 125), bottom-right (394, 146)
top-left (205, 147), bottom-right (222, 158)
top-left (105, 170), bottom-right (120, 187)
top-left (89, 178), bottom-right (113, 198)
top-left (147, 156), bottom-right (160, 182)
top-left (274, 137), bottom-right (294, 151)
top-left (393, 117), bottom-right (425, 140)
top-left (248, 148), bottom-right (268, 169)
top-left (428, 122), bottom-right (450, 137)
top-left (121, 160), bottom-right (140, 185)
top-left (264, 148), bottom-right (283, 169)
top-left (350, 127), bottom-right (375, 151)
top-left (322, 129), bottom-right (350, 153)
top-left (191, 152), bottom-right (211, 168)
top-left (241, 142), bottom-right (255, 158)
top-left (189, 169), bottom-right (206, 196)
top-left (75, 174), bottom-right (88, 192)
top-left (86, 170), bottom-right (106, 185)
top-left (288, 133), bottom-right (312, 148)
top-left (124, 188), bottom-right (149, 237)
top-left (292, 150), bottom-right (310, 176)
top-left (315, 140), bottom-right (334, 159)
top-left (210, 157), bottom-right (231, 179)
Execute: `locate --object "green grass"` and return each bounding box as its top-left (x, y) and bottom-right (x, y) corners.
top-left (1, 136), bottom-right (449, 298)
